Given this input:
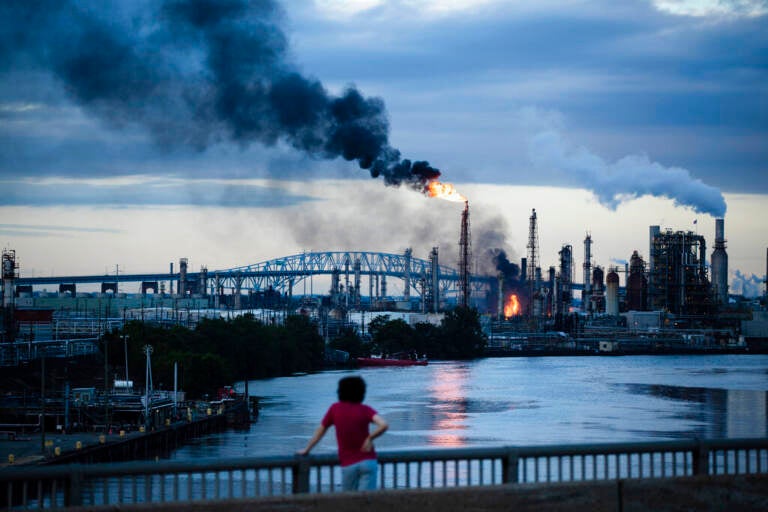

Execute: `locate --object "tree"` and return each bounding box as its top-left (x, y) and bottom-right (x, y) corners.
top-left (368, 316), bottom-right (414, 356)
top-left (329, 327), bottom-right (368, 359)
top-left (438, 306), bottom-right (486, 359)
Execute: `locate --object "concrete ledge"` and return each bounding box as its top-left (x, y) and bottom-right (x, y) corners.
top-left (61, 474), bottom-right (768, 512)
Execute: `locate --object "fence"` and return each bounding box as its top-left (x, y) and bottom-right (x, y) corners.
top-left (2, 437), bottom-right (767, 510)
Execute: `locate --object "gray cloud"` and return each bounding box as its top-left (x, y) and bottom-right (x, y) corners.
top-left (0, 179), bottom-right (317, 208)
top-left (0, 0), bottom-right (764, 202)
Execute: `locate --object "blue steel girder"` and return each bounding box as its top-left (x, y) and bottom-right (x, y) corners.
top-left (212, 251), bottom-right (492, 298)
top-left (15, 251), bottom-right (495, 300)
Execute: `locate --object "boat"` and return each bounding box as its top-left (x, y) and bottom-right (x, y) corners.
top-left (355, 355), bottom-right (428, 367)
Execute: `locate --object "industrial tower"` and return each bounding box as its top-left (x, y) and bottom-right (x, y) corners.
top-left (526, 209), bottom-right (539, 316)
top-left (710, 218), bottom-right (728, 306)
top-left (458, 201), bottom-right (472, 308)
top-left (583, 233), bottom-right (592, 311)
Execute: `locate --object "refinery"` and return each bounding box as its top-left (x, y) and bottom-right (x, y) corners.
top-left (1, 206), bottom-right (767, 355)
top-left (1, 203), bottom-right (767, 448)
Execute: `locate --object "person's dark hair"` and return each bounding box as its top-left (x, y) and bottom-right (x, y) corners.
top-left (337, 376), bottom-right (366, 403)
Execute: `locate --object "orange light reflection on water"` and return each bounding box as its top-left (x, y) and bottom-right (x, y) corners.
top-left (427, 365), bottom-right (470, 448)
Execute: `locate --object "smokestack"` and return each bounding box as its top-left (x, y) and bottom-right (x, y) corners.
top-left (179, 258), bottom-right (188, 297)
top-left (497, 273), bottom-right (504, 320)
top-left (711, 218), bottom-right (728, 306)
top-left (430, 247), bottom-right (439, 313)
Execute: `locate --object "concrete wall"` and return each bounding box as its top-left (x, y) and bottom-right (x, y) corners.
top-left (64, 474), bottom-right (768, 512)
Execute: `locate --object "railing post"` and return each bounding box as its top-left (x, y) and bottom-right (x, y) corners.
top-left (67, 467), bottom-right (84, 507)
top-left (692, 440), bottom-right (709, 476)
top-left (293, 456), bottom-right (311, 494)
top-left (503, 449), bottom-right (519, 483)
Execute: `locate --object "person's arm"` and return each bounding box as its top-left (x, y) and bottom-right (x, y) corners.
top-left (361, 414), bottom-right (388, 452)
top-left (297, 424), bottom-right (329, 456)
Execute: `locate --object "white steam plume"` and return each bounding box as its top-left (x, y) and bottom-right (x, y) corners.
top-left (731, 270), bottom-right (766, 298)
top-left (527, 124), bottom-right (727, 218)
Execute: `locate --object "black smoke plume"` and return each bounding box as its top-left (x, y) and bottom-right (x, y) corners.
top-left (1, 0), bottom-right (440, 190)
top-left (493, 249), bottom-right (521, 287)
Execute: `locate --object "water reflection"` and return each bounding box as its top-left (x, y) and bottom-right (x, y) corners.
top-left (168, 355), bottom-right (768, 461)
top-left (623, 384), bottom-right (767, 438)
top-left (427, 364), bottom-right (471, 447)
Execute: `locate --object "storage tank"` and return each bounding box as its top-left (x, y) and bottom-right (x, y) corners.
top-left (606, 269), bottom-right (619, 316)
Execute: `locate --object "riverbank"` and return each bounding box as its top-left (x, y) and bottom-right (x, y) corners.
top-left (0, 413), bottom-right (227, 468)
top-left (483, 345), bottom-right (753, 357)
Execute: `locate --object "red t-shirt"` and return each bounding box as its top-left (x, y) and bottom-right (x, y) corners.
top-left (321, 401), bottom-right (377, 467)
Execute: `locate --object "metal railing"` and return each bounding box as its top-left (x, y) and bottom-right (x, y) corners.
top-left (2, 438), bottom-right (767, 510)
top-left (0, 339), bottom-right (100, 366)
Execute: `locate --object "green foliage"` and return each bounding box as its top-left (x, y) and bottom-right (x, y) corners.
top-left (366, 307), bottom-right (486, 360)
top-left (328, 326), bottom-right (369, 359)
top-left (369, 316), bottom-right (414, 356)
top-left (112, 314), bottom-right (325, 398)
top-left (438, 306), bottom-right (487, 359)
top-left (108, 307), bottom-right (486, 398)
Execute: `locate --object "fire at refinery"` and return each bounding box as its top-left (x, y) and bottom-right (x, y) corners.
top-left (504, 294), bottom-right (521, 318)
top-left (425, 180), bottom-right (467, 203)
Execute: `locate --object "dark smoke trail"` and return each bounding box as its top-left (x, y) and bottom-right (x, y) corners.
top-left (0, 0), bottom-right (441, 190)
top-left (492, 249), bottom-right (522, 287)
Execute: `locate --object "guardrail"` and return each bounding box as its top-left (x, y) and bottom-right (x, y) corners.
top-left (2, 438), bottom-right (767, 510)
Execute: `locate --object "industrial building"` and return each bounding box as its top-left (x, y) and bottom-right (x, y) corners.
top-left (648, 227), bottom-right (712, 316)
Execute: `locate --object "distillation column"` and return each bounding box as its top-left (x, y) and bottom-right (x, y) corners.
top-left (179, 258), bottom-right (188, 297)
top-left (583, 233), bottom-right (592, 312)
top-left (458, 201), bottom-right (471, 308)
top-left (526, 209), bottom-right (539, 316)
top-left (711, 218), bottom-right (728, 306)
top-left (2, 249), bottom-right (17, 309)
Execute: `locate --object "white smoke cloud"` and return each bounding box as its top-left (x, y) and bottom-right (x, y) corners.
top-left (731, 270), bottom-right (766, 298)
top-left (653, 0), bottom-right (768, 18)
top-left (525, 114), bottom-right (727, 217)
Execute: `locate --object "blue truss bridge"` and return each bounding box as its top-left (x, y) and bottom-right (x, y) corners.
top-left (16, 250), bottom-right (494, 302)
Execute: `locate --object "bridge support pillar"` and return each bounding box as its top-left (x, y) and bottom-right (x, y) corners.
top-left (233, 274), bottom-right (242, 310)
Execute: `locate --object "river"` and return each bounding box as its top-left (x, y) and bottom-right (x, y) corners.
top-left (170, 354), bottom-right (768, 460)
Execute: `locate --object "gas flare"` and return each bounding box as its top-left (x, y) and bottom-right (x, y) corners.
top-left (425, 180), bottom-right (467, 203)
top-left (504, 294), bottom-right (521, 317)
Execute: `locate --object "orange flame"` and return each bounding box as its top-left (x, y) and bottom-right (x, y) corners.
top-left (425, 180), bottom-right (467, 203)
top-left (504, 294), bottom-right (521, 317)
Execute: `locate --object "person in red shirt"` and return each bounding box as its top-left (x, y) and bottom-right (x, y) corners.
top-left (298, 376), bottom-right (388, 491)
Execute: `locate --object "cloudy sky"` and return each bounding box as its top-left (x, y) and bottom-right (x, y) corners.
top-left (1, 0), bottom-right (766, 296)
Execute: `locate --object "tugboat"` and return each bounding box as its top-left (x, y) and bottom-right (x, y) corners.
top-left (209, 386), bottom-right (253, 427)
